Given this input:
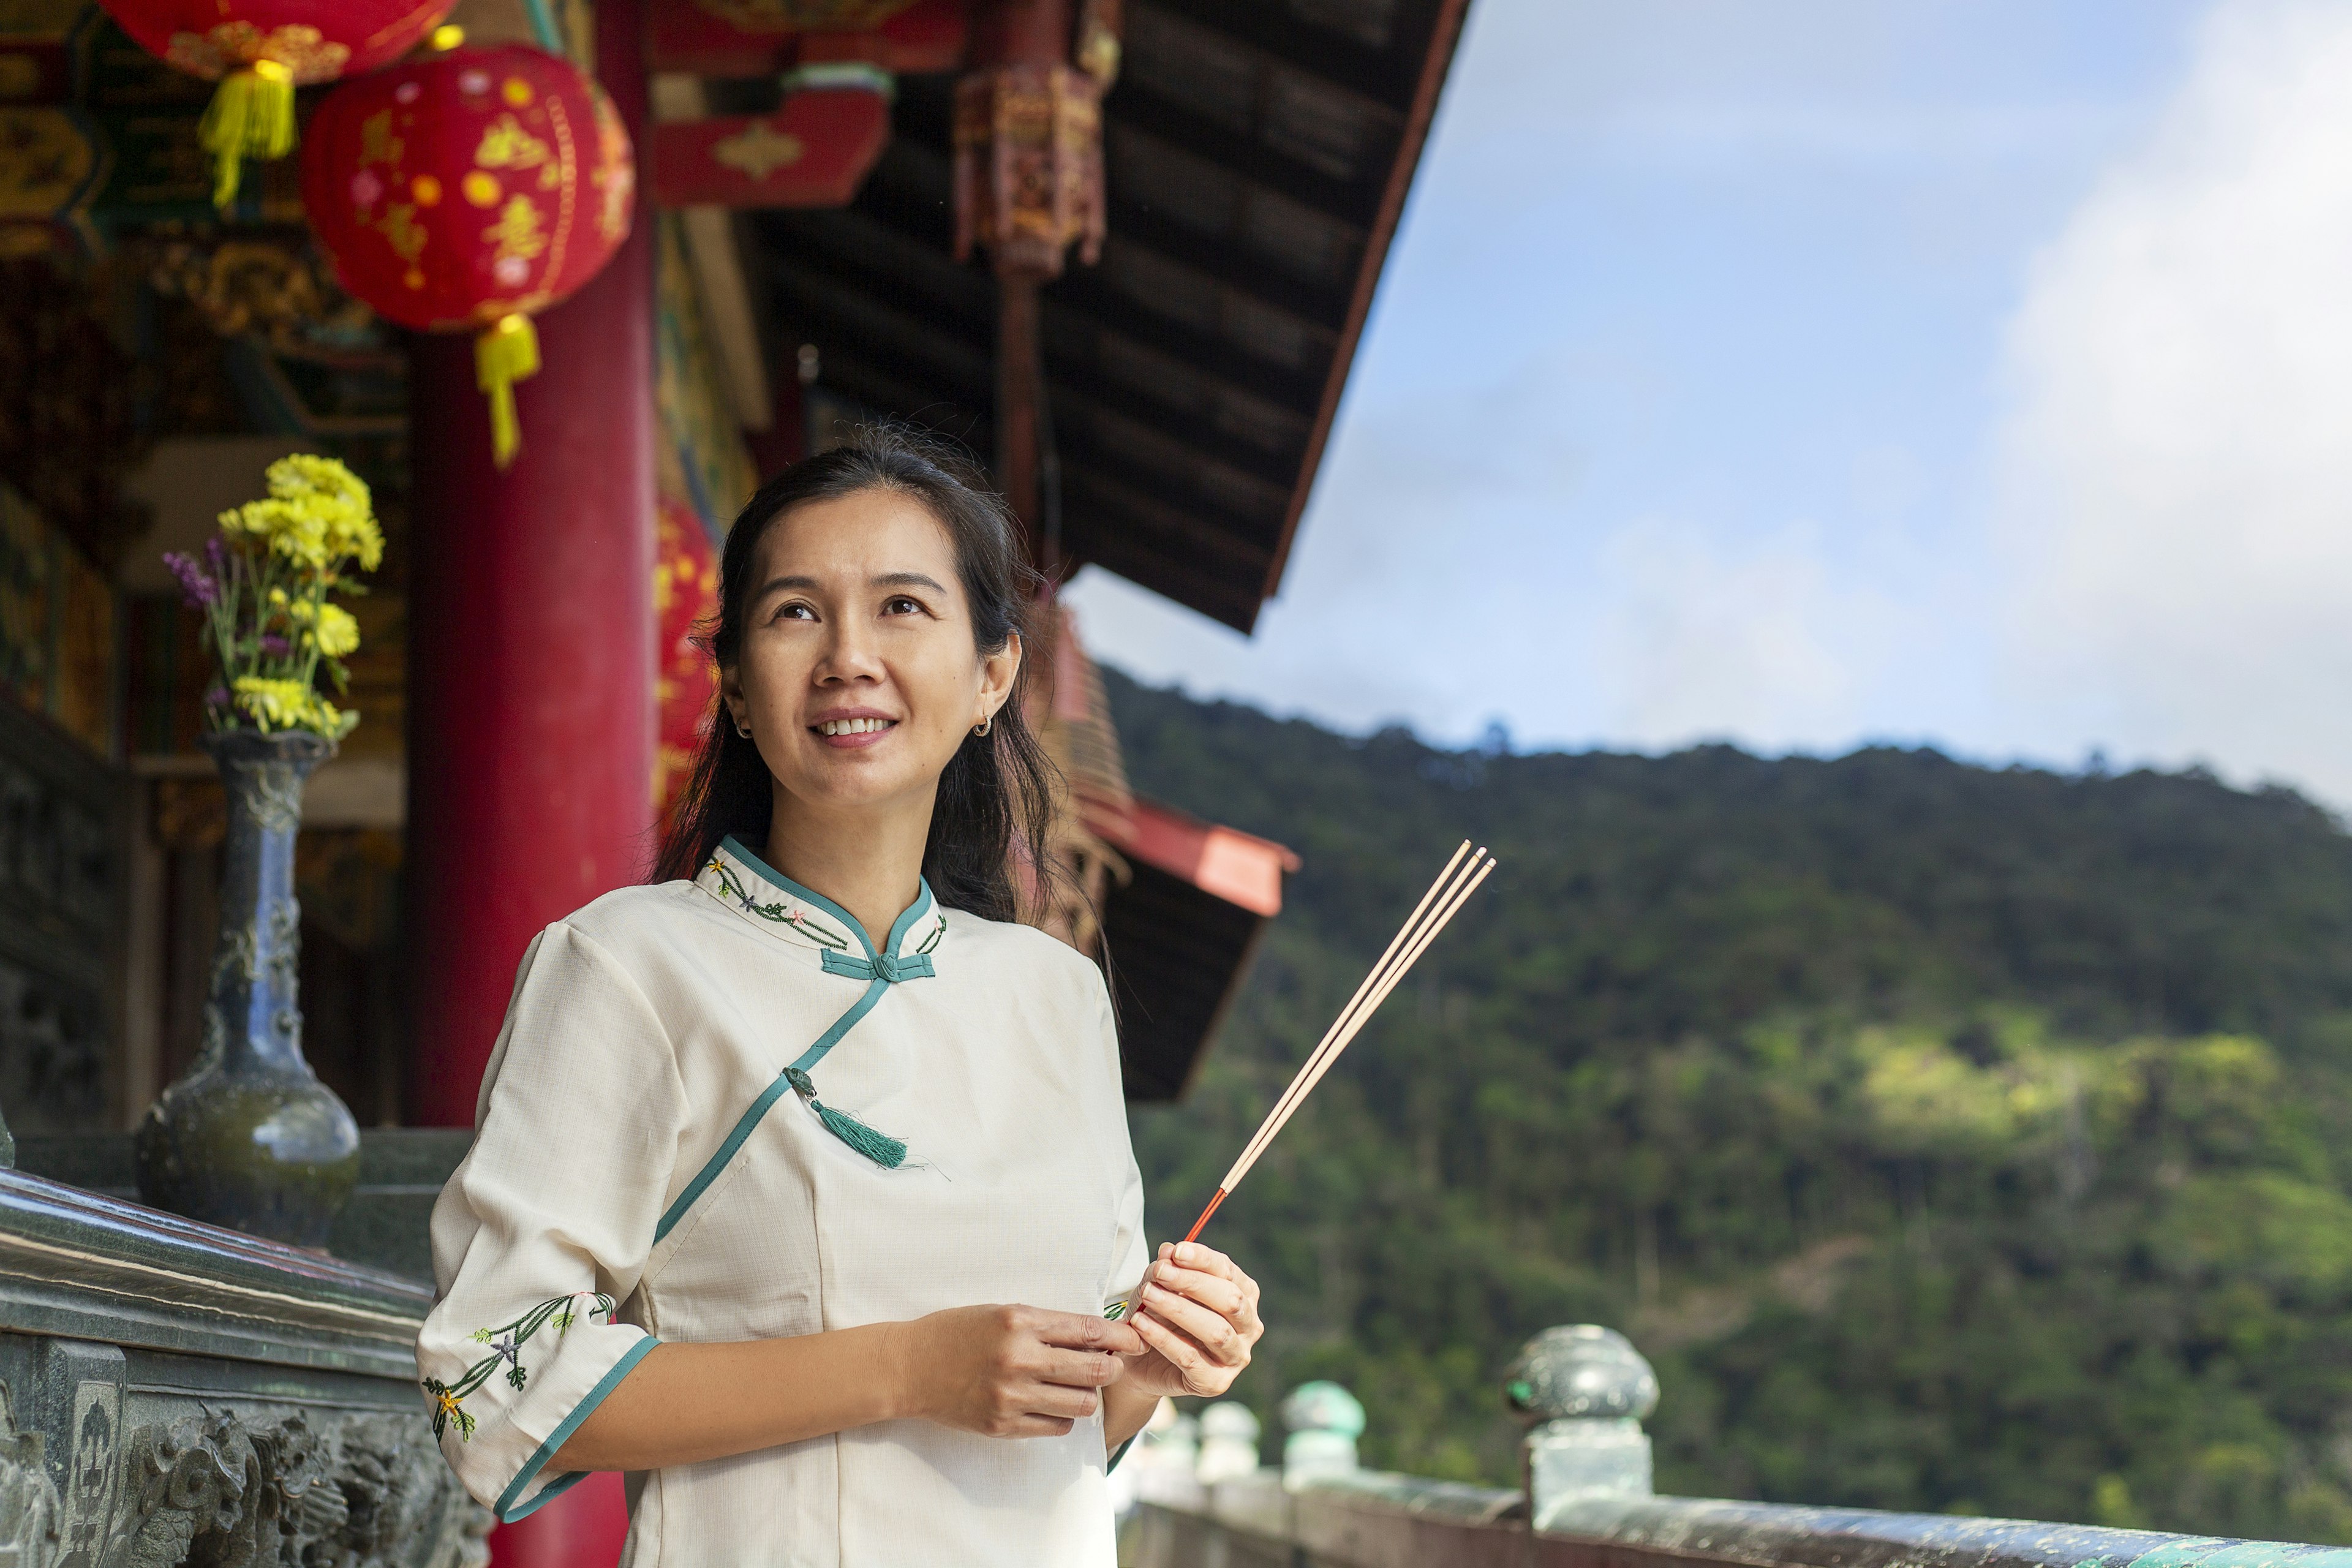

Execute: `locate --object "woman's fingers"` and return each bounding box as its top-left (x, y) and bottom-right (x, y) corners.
top-left (1015, 1376), bottom-right (1106, 1421)
top-left (1142, 1244), bottom-right (1265, 1340)
top-left (1137, 1285), bottom-right (1248, 1364)
top-left (1034, 1346), bottom-right (1126, 1390)
top-left (1028, 1307), bottom-right (1144, 1357)
top-left (1127, 1308), bottom-right (1234, 1395)
top-left (1158, 1245), bottom-right (1263, 1327)
top-left (1142, 1262), bottom-right (1252, 1326)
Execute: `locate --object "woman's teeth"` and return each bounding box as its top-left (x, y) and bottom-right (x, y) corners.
top-left (818, 717), bottom-right (893, 736)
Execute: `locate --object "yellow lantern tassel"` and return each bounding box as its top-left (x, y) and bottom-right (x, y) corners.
top-left (198, 59), bottom-right (296, 212)
top-left (475, 314), bottom-right (543, 469)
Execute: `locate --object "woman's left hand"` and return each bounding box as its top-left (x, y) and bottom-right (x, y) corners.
top-left (1121, 1242), bottom-right (1263, 1399)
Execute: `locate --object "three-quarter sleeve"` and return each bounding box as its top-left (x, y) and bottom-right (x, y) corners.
top-left (418, 922), bottom-right (687, 1523)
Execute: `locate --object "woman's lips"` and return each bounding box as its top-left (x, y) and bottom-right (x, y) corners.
top-left (811, 718), bottom-right (897, 750)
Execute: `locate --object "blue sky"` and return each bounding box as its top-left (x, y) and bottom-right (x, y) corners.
top-left (1065, 0), bottom-right (2352, 805)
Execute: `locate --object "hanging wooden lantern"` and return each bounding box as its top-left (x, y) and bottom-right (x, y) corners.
top-left (952, 62), bottom-right (1106, 279)
top-left (96, 1), bottom-right (459, 210)
top-left (300, 42), bottom-right (635, 467)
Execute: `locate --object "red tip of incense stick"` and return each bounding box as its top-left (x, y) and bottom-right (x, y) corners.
top-left (1182, 1188), bottom-right (1229, 1245)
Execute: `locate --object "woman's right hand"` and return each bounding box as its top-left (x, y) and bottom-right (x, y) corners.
top-left (893, 1305), bottom-right (1145, 1438)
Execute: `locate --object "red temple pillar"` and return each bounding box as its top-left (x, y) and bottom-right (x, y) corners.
top-left (402, 2), bottom-right (655, 1128)
top-left (403, 5), bottom-right (652, 1562)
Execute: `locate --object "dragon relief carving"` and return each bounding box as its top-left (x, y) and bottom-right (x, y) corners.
top-left (101, 1408), bottom-right (484, 1568)
top-left (114, 1415), bottom-right (249, 1566)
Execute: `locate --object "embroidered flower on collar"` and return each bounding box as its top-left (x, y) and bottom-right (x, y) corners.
top-left (704, 857), bottom-right (851, 952)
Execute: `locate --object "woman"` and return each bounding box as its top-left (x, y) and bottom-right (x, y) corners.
top-left (418, 429), bottom-right (1264, 1566)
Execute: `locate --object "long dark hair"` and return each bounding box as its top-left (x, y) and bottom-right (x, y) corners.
top-left (651, 426), bottom-right (1062, 924)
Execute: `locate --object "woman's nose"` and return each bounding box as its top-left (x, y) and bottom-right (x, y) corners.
top-left (818, 620), bottom-right (884, 682)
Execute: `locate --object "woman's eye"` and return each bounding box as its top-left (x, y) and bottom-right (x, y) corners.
top-left (883, 596), bottom-right (921, 616)
top-left (775, 601), bottom-right (816, 622)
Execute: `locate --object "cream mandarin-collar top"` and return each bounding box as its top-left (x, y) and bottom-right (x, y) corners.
top-left (419, 841), bottom-right (1148, 1567)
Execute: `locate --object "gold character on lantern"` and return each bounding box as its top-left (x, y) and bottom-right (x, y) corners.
top-left (360, 110), bottom-right (403, 170)
top-left (374, 202), bottom-right (428, 288)
top-left (484, 195), bottom-right (548, 263)
top-left (474, 115), bottom-right (558, 190)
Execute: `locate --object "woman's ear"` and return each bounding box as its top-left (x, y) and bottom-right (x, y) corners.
top-left (978, 631), bottom-right (1021, 726)
top-left (718, 663), bottom-right (749, 736)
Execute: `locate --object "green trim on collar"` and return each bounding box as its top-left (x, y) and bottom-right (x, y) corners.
top-left (820, 949), bottom-right (935, 983)
top-left (713, 836), bottom-right (940, 961)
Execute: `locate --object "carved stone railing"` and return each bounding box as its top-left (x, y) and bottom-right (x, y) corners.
top-left (0, 1161), bottom-right (488, 1566)
top-left (1124, 1327), bottom-right (2352, 1568)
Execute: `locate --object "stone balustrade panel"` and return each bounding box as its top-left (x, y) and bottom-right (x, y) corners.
top-left (0, 1166), bottom-right (488, 1567)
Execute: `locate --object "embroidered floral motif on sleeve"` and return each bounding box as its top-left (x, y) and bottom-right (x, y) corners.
top-left (423, 1291), bottom-right (619, 1441)
top-left (704, 858), bottom-right (851, 951)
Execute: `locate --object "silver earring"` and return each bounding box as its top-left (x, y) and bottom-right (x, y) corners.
top-left (974, 716), bottom-right (992, 737)
top-left (736, 720), bottom-right (752, 739)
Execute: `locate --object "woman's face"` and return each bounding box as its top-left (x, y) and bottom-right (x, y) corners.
top-left (721, 486), bottom-right (1019, 819)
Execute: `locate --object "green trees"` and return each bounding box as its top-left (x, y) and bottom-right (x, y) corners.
top-left (1110, 671), bottom-right (2352, 1538)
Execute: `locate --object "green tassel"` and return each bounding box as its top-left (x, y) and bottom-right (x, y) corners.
top-left (786, 1068), bottom-right (907, 1169)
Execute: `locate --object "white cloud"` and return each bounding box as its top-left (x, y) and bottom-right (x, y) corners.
top-left (1991, 0), bottom-right (2352, 799)
top-left (1589, 518), bottom-right (1902, 753)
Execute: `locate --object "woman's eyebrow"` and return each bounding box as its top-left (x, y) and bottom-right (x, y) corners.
top-left (873, 571), bottom-right (948, 592)
top-left (755, 575), bottom-right (821, 596)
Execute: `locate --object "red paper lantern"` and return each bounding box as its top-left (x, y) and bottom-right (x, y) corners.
top-left (97, 1), bottom-right (458, 208)
top-left (300, 42), bottom-right (635, 466)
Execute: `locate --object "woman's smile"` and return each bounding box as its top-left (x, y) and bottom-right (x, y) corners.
top-left (810, 708), bottom-right (900, 748)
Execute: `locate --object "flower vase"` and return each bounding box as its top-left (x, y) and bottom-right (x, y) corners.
top-left (135, 728), bottom-right (360, 1248)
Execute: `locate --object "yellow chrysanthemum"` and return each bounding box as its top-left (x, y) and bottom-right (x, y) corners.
top-left (271, 454), bottom-right (384, 573)
top-left (311, 602), bottom-right (360, 658)
top-left (230, 676), bottom-right (355, 739)
top-left (221, 456), bottom-right (383, 574)
top-left (202, 455), bottom-right (376, 742)
top-left (269, 452), bottom-right (369, 514)
top-left (331, 508), bottom-right (385, 573)
top-left (232, 676), bottom-right (312, 731)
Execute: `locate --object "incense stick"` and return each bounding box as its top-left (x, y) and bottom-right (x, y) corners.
top-left (1118, 843), bottom-right (1496, 1324)
top-left (1218, 853), bottom-right (1496, 1200)
top-left (1217, 842), bottom-right (1472, 1181)
top-left (1221, 844), bottom-right (1485, 1186)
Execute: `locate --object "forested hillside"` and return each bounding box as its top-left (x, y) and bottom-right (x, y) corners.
top-left (1106, 668), bottom-right (2352, 1542)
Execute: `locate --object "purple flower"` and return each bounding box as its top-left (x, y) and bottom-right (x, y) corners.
top-left (259, 634), bottom-right (292, 658)
top-left (203, 684), bottom-right (228, 709)
top-left (162, 551), bottom-right (216, 608)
